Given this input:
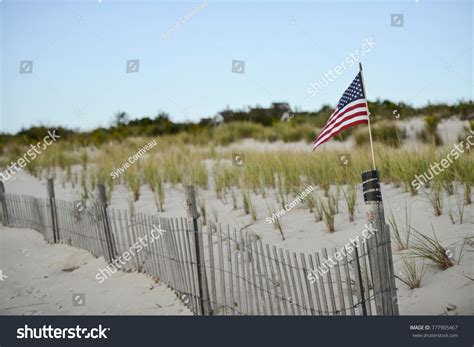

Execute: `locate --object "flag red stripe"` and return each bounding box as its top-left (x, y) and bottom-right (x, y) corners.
top-left (313, 119), bottom-right (368, 150)
top-left (314, 109), bottom-right (368, 145)
top-left (318, 101), bottom-right (367, 134)
top-left (314, 114), bottom-right (368, 147)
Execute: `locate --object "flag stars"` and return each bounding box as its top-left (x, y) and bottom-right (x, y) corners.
top-left (313, 71), bottom-right (369, 150)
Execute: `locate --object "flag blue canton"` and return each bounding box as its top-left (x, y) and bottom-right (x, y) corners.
top-left (337, 72), bottom-right (365, 110)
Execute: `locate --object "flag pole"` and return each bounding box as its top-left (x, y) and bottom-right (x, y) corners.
top-left (359, 62), bottom-right (376, 170)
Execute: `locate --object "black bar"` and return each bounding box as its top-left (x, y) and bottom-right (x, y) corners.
top-left (363, 191), bottom-right (382, 202)
top-left (0, 316), bottom-right (472, 347)
top-left (362, 180), bottom-right (380, 192)
top-left (361, 170), bottom-right (379, 181)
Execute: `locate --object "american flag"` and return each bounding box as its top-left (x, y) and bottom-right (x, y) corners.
top-left (313, 72), bottom-right (369, 150)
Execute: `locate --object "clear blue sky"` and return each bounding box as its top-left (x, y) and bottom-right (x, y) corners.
top-left (1, 0), bottom-right (472, 134)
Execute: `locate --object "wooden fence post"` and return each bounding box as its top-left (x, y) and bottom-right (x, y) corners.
top-left (184, 185), bottom-right (213, 316)
top-left (0, 181), bottom-right (9, 226)
top-left (97, 184), bottom-right (117, 263)
top-left (361, 170), bottom-right (399, 315)
top-left (47, 178), bottom-right (59, 243)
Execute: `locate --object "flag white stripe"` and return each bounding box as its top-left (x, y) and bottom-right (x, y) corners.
top-left (313, 115), bottom-right (369, 148)
top-left (315, 105), bottom-right (368, 141)
top-left (324, 99), bottom-right (366, 127)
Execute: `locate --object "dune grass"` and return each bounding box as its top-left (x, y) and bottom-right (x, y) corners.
top-left (396, 255), bottom-right (427, 289)
top-left (408, 226), bottom-right (454, 270)
top-left (2, 132), bottom-right (471, 228)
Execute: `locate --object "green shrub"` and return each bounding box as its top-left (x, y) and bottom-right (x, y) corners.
top-left (354, 121), bottom-right (406, 147)
top-left (417, 115), bottom-right (443, 146)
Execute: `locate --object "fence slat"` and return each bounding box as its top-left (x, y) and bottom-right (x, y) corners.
top-left (176, 218), bottom-right (191, 309)
top-left (361, 241), bottom-right (373, 316)
top-left (342, 252), bottom-right (356, 315)
top-left (292, 252), bottom-right (308, 315)
top-left (258, 240), bottom-right (274, 315)
top-left (314, 252), bottom-right (329, 315)
top-left (233, 228), bottom-right (242, 314)
top-left (332, 247), bottom-right (346, 316)
top-left (278, 248), bottom-right (295, 315)
top-left (322, 248), bottom-right (337, 315)
top-left (248, 236), bottom-right (261, 315)
top-left (253, 239), bottom-right (267, 315)
top-left (180, 217), bottom-right (197, 313)
top-left (265, 245), bottom-right (281, 315)
top-left (286, 250), bottom-right (301, 315)
top-left (207, 222), bottom-right (217, 313)
top-left (226, 226), bottom-right (235, 315)
top-left (0, 181), bottom-right (10, 226)
top-left (353, 245), bottom-right (368, 316)
top-left (273, 246), bottom-right (289, 315)
top-left (307, 253), bottom-right (323, 315)
top-left (242, 231), bottom-right (255, 315)
top-left (168, 218), bottom-right (185, 296)
top-left (217, 224), bottom-right (227, 314)
top-left (300, 253), bottom-right (315, 315)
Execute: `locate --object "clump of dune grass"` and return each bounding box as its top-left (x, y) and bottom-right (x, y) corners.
top-left (408, 226), bottom-right (454, 270)
top-left (144, 162), bottom-right (165, 211)
top-left (342, 183), bottom-right (356, 222)
top-left (196, 192), bottom-right (207, 225)
top-left (306, 192), bottom-right (316, 213)
top-left (321, 193), bottom-right (337, 232)
top-left (63, 163), bottom-right (72, 188)
top-left (72, 172), bottom-right (78, 188)
top-left (396, 256), bottom-right (427, 289)
top-left (447, 191), bottom-right (465, 225)
top-left (231, 188), bottom-right (238, 209)
top-left (314, 193), bottom-right (323, 222)
top-left (125, 168), bottom-right (141, 201)
top-left (250, 207), bottom-right (257, 221)
top-left (79, 150), bottom-right (88, 171)
top-left (447, 204), bottom-right (456, 224)
top-left (249, 197), bottom-right (257, 221)
top-left (242, 190), bottom-right (251, 215)
top-left (213, 163), bottom-right (237, 200)
top-left (94, 165), bottom-right (115, 203)
top-left (266, 203), bottom-right (285, 241)
top-left (188, 158), bottom-right (208, 189)
top-left (426, 181), bottom-right (443, 216)
top-left (80, 169), bottom-right (88, 202)
top-left (388, 204), bottom-right (412, 251)
top-left (454, 156), bottom-right (473, 205)
top-left (455, 193), bottom-right (465, 223)
top-left (276, 174), bottom-right (287, 209)
top-left (162, 151), bottom-right (184, 186)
